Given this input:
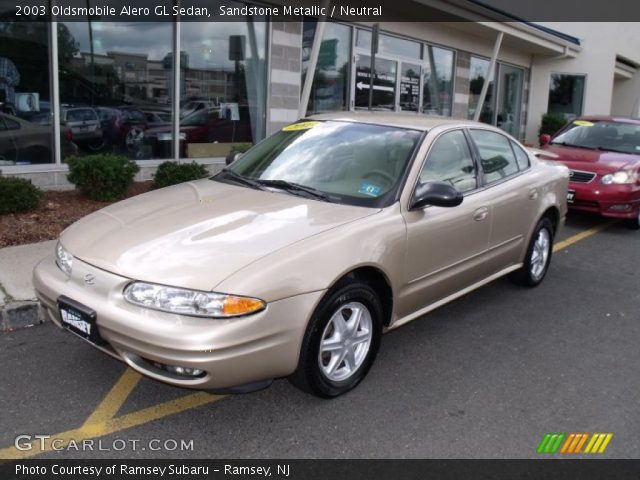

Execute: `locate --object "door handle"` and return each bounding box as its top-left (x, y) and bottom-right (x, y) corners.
top-left (473, 207), bottom-right (489, 221)
top-left (528, 188), bottom-right (538, 200)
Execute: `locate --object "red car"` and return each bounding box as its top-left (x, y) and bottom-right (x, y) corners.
top-left (540, 116), bottom-right (640, 229)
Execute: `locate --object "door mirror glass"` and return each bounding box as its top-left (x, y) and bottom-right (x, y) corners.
top-left (539, 134), bottom-right (551, 146)
top-left (410, 181), bottom-right (463, 210)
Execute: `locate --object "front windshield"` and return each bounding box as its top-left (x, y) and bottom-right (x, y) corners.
top-left (217, 120), bottom-right (422, 207)
top-left (552, 120), bottom-right (640, 154)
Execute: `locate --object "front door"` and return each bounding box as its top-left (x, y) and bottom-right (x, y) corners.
top-left (398, 129), bottom-right (491, 319)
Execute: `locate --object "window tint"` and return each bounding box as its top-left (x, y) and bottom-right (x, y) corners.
top-left (419, 130), bottom-right (477, 193)
top-left (469, 130), bottom-right (519, 184)
top-left (510, 140), bottom-right (530, 170)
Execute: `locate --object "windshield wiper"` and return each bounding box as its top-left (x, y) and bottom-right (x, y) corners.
top-left (257, 179), bottom-right (330, 201)
top-left (550, 141), bottom-right (596, 150)
top-left (218, 169), bottom-right (265, 190)
top-left (597, 146), bottom-right (635, 155)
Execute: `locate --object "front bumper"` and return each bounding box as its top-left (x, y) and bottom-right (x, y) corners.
top-left (33, 255), bottom-right (324, 390)
top-left (568, 182), bottom-right (640, 219)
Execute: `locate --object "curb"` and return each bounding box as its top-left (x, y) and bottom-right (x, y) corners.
top-left (0, 301), bottom-right (48, 332)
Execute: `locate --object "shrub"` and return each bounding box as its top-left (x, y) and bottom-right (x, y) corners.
top-left (151, 161), bottom-right (209, 189)
top-left (229, 143), bottom-right (252, 155)
top-left (539, 113), bottom-right (567, 137)
top-left (67, 154), bottom-right (139, 201)
top-left (0, 176), bottom-right (43, 214)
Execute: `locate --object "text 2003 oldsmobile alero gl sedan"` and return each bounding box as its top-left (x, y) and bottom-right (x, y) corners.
top-left (34, 113), bottom-right (569, 398)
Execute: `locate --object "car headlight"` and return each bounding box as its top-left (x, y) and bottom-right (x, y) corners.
top-left (55, 241), bottom-right (73, 276)
top-left (601, 171), bottom-right (636, 185)
top-left (123, 282), bottom-right (266, 318)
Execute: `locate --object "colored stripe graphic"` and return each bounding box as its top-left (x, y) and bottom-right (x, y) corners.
top-left (539, 433), bottom-right (613, 454)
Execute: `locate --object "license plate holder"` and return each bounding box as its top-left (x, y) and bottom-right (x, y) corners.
top-left (567, 189), bottom-right (576, 203)
top-left (57, 296), bottom-right (106, 346)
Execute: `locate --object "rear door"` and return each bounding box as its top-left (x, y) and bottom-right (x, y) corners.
top-left (467, 128), bottom-right (538, 275)
top-left (399, 128), bottom-right (492, 318)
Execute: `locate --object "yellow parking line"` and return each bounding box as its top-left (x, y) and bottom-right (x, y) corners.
top-left (0, 219), bottom-right (615, 460)
top-left (82, 369), bottom-right (141, 428)
top-left (553, 220), bottom-right (615, 253)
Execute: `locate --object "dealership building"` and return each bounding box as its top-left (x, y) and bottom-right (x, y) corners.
top-left (0, 1), bottom-right (639, 189)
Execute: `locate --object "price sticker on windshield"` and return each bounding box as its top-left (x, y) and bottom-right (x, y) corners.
top-left (573, 120), bottom-right (594, 127)
top-left (282, 121), bottom-right (321, 131)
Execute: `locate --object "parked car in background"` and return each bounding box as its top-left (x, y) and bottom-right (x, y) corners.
top-left (540, 116), bottom-right (640, 229)
top-left (0, 112), bottom-right (76, 165)
top-left (144, 106), bottom-right (252, 157)
top-left (34, 113), bottom-right (568, 398)
top-left (61, 107), bottom-right (103, 152)
top-left (180, 99), bottom-right (216, 118)
top-left (96, 107), bottom-right (148, 155)
top-left (142, 109), bottom-right (172, 129)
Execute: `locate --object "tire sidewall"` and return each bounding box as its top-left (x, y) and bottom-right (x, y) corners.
top-left (524, 218), bottom-right (554, 286)
top-left (300, 282), bottom-right (383, 398)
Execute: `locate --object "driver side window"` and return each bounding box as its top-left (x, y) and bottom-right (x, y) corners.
top-left (419, 130), bottom-right (477, 193)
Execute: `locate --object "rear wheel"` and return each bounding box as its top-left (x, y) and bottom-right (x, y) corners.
top-left (510, 217), bottom-right (554, 287)
top-left (289, 281), bottom-right (383, 398)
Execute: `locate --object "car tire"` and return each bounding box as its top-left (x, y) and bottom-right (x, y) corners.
top-left (289, 280), bottom-right (383, 398)
top-left (626, 209), bottom-right (640, 230)
top-left (509, 217), bottom-right (554, 287)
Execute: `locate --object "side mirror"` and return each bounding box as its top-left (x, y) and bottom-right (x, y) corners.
top-left (410, 182), bottom-right (463, 210)
top-left (539, 134), bottom-right (551, 146)
top-left (225, 152), bottom-right (241, 165)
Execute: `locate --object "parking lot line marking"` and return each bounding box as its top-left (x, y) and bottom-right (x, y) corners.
top-left (82, 368), bottom-right (141, 428)
top-left (0, 390), bottom-right (225, 460)
top-left (553, 220), bottom-right (615, 253)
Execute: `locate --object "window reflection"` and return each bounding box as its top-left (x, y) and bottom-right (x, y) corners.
top-left (0, 21), bottom-right (60, 165)
top-left (468, 56), bottom-right (495, 124)
top-left (422, 46), bottom-right (454, 116)
top-left (59, 21), bottom-right (173, 160)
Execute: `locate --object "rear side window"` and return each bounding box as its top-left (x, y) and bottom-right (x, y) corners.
top-left (510, 140), bottom-right (530, 170)
top-left (469, 129), bottom-right (519, 184)
top-left (66, 109), bottom-right (97, 122)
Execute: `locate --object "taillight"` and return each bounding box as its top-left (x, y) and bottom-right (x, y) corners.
top-left (64, 130), bottom-right (73, 141)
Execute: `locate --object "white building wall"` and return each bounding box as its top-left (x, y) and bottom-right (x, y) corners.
top-left (526, 22), bottom-right (640, 144)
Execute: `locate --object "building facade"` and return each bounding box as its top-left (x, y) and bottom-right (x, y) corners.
top-left (0, 3), bottom-right (639, 189)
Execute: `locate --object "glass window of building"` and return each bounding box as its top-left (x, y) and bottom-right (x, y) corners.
top-left (468, 56), bottom-right (495, 124)
top-left (179, 19), bottom-right (267, 159)
top-left (354, 55), bottom-right (397, 110)
top-left (356, 29), bottom-right (421, 59)
top-left (422, 46), bottom-right (454, 116)
top-left (59, 22), bottom-right (174, 161)
top-left (0, 20), bottom-right (55, 165)
top-left (302, 21), bottom-right (351, 114)
top-left (548, 74), bottom-right (585, 119)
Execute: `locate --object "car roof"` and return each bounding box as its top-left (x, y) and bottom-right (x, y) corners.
top-left (307, 111), bottom-right (491, 131)
top-left (577, 115), bottom-right (640, 125)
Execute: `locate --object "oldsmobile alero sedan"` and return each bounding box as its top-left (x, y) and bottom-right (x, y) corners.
top-left (33, 113), bottom-right (569, 398)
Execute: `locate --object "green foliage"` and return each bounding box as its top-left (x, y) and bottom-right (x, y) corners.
top-left (66, 154), bottom-right (139, 201)
top-left (539, 113), bottom-right (567, 136)
top-left (0, 176), bottom-right (43, 215)
top-left (229, 143), bottom-right (253, 155)
top-left (151, 161), bottom-right (209, 190)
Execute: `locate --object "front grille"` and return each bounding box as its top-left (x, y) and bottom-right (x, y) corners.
top-left (569, 169), bottom-right (596, 183)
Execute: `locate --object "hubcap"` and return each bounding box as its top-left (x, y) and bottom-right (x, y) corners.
top-left (530, 228), bottom-right (551, 281)
top-left (318, 302), bottom-right (373, 382)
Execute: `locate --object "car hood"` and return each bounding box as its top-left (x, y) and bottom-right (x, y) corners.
top-left (542, 144), bottom-right (640, 173)
top-left (60, 179), bottom-right (377, 291)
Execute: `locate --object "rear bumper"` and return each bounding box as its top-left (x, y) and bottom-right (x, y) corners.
top-left (33, 255), bottom-right (323, 390)
top-left (568, 182), bottom-right (640, 219)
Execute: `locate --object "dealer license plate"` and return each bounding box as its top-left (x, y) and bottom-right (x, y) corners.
top-left (58, 296), bottom-right (105, 346)
top-left (567, 189), bottom-right (576, 203)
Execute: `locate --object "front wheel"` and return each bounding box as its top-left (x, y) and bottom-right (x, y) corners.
top-left (510, 217), bottom-right (554, 287)
top-left (289, 281), bottom-right (383, 398)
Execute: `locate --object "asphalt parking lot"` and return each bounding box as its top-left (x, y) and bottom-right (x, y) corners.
top-left (1, 211), bottom-right (638, 460)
